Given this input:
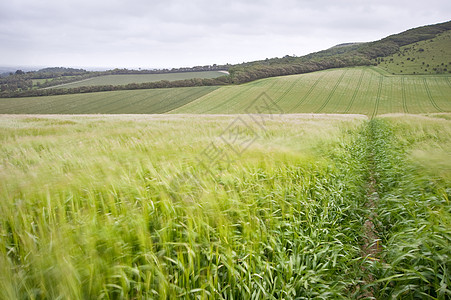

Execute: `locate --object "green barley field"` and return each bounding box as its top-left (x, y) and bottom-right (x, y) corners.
top-left (2, 67), bottom-right (451, 115)
top-left (1, 113), bottom-right (450, 298)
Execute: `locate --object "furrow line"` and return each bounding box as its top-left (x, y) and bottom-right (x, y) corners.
top-left (344, 69), bottom-right (365, 114)
top-left (423, 78), bottom-right (443, 112)
top-left (203, 86), bottom-right (254, 113)
top-left (156, 88), bottom-right (217, 114)
top-left (315, 69), bottom-right (348, 113)
top-left (289, 72), bottom-right (327, 112)
top-left (371, 76), bottom-right (383, 119)
top-left (401, 77), bottom-right (409, 114)
top-left (273, 79), bottom-right (299, 105)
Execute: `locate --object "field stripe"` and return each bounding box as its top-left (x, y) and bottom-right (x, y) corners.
top-left (100, 91), bottom-right (169, 114)
top-left (344, 69), bottom-right (365, 113)
top-left (61, 90), bottom-right (163, 114)
top-left (103, 90), bottom-right (176, 113)
top-left (202, 86), bottom-right (254, 113)
top-left (423, 78), bottom-right (443, 112)
top-left (401, 77), bottom-right (409, 114)
top-left (315, 69), bottom-right (348, 113)
top-left (231, 77), bottom-right (289, 112)
top-left (371, 76), bottom-right (383, 119)
top-left (288, 72), bottom-right (327, 112)
top-left (273, 79), bottom-right (300, 105)
top-left (169, 87), bottom-right (228, 113)
top-left (56, 89), bottom-right (163, 114)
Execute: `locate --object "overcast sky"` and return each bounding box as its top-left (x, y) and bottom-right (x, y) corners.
top-left (0, 0), bottom-right (450, 69)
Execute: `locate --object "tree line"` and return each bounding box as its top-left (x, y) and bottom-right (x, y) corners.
top-left (0, 65), bottom-right (230, 96)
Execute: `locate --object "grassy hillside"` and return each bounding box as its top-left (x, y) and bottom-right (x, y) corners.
top-left (172, 67), bottom-right (451, 116)
top-left (0, 86), bottom-right (218, 114)
top-left (376, 30), bottom-right (451, 75)
top-left (1, 67), bottom-right (450, 115)
top-left (228, 20), bottom-right (451, 84)
top-left (51, 71), bottom-right (227, 89)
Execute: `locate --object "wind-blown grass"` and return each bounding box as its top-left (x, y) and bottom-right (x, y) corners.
top-left (0, 114), bottom-right (372, 299)
top-left (1, 114), bottom-right (449, 298)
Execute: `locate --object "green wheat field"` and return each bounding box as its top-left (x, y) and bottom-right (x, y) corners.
top-left (1, 112), bottom-right (450, 298)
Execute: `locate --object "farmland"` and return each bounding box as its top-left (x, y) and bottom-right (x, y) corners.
top-left (1, 12), bottom-right (450, 300)
top-left (49, 71), bottom-right (227, 89)
top-left (1, 66), bottom-right (450, 115)
top-left (0, 114), bottom-right (450, 298)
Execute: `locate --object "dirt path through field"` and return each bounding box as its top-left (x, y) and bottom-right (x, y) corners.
top-left (358, 122), bottom-right (383, 297)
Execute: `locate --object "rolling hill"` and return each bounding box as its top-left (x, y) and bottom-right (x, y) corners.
top-left (227, 20), bottom-right (451, 84)
top-left (1, 66), bottom-right (450, 115)
top-left (171, 67), bottom-right (451, 116)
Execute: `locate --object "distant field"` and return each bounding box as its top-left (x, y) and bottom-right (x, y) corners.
top-left (173, 67), bottom-right (451, 116)
top-left (51, 71), bottom-right (227, 88)
top-left (1, 67), bottom-right (450, 115)
top-left (376, 30), bottom-right (451, 75)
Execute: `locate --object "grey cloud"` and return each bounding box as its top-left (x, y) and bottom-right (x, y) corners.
top-left (0, 0), bottom-right (449, 68)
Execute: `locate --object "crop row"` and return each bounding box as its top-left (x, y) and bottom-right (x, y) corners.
top-left (173, 67), bottom-right (451, 115)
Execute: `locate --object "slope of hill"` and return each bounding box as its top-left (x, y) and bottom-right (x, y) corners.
top-left (376, 30), bottom-right (451, 75)
top-left (171, 67), bottom-right (451, 116)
